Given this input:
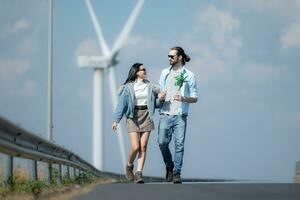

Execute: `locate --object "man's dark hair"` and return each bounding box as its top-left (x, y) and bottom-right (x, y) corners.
top-left (171, 46), bottom-right (190, 66)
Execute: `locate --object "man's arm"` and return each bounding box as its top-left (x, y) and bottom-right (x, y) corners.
top-left (187, 73), bottom-right (198, 103)
top-left (182, 96), bottom-right (197, 103)
top-left (174, 73), bottom-right (198, 103)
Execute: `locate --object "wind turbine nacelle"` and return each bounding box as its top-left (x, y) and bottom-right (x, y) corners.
top-left (77, 55), bottom-right (111, 69)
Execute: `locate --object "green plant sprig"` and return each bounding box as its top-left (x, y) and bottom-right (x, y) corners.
top-left (174, 72), bottom-right (188, 89)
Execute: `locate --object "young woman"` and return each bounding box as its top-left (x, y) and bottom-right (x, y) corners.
top-left (112, 63), bottom-right (162, 183)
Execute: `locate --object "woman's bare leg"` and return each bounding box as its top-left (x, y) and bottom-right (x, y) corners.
top-left (127, 132), bottom-right (140, 164)
top-left (137, 131), bottom-right (150, 172)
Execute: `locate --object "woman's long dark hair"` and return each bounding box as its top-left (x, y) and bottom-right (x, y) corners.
top-left (171, 46), bottom-right (190, 66)
top-left (123, 63), bottom-right (143, 84)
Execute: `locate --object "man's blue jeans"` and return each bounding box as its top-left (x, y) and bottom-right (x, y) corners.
top-left (158, 114), bottom-right (187, 174)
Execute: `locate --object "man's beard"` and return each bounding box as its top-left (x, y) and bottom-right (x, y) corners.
top-left (170, 60), bottom-right (177, 66)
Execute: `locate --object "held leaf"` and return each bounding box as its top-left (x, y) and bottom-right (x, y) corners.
top-left (174, 72), bottom-right (188, 89)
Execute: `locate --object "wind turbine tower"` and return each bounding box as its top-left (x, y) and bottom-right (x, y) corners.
top-left (78, 0), bottom-right (144, 171)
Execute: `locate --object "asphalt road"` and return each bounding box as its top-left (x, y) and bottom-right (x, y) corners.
top-left (72, 183), bottom-right (300, 200)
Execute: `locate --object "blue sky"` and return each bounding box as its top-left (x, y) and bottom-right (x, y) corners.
top-left (1, 0), bottom-right (300, 182)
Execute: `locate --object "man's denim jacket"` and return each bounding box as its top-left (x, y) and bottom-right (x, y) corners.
top-left (158, 66), bottom-right (198, 115)
top-left (113, 80), bottom-right (161, 123)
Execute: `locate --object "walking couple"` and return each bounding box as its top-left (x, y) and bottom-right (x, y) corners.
top-left (112, 46), bottom-right (198, 184)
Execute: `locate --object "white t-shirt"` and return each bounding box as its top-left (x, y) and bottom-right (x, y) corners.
top-left (161, 69), bottom-right (181, 115)
top-left (134, 79), bottom-right (148, 106)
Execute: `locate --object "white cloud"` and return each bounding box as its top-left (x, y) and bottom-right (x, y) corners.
top-left (0, 59), bottom-right (30, 80)
top-left (281, 22), bottom-right (300, 49)
top-left (198, 5), bottom-right (242, 58)
top-left (230, 0), bottom-right (300, 17)
top-left (118, 35), bottom-right (169, 81)
top-left (190, 45), bottom-right (231, 85)
top-left (126, 35), bottom-right (161, 49)
top-left (122, 35), bottom-right (168, 58)
top-left (10, 19), bottom-right (31, 34)
top-left (181, 5), bottom-right (242, 85)
top-left (0, 59), bottom-right (31, 93)
top-left (75, 36), bottom-right (164, 61)
top-left (180, 36), bottom-right (230, 84)
top-left (199, 5), bottom-right (240, 33)
top-left (244, 63), bottom-right (280, 82)
top-left (75, 38), bottom-right (100, 58)
top-left (193, 5), bottom-right (243, 61)
top-left (3, 18), bottom-right (32, 36)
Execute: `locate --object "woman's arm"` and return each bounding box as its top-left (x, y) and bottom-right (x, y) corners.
top-left (112, 89), bottom-right (128, 123)
top-left (151, 84), bottom-right (164, 108)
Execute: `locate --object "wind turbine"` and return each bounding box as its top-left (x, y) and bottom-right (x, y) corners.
top-left (78, 0), bottom-right (145, 171)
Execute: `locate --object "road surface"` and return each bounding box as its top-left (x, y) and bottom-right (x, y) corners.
top-left (72, 183), bottom-right (300, 200)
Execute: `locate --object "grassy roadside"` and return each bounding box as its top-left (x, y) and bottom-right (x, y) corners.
top-left (0, 172), bottom-right (125, 200)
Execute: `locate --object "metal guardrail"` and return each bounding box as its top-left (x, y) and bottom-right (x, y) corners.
top-left (0, 115), bottom-right (101, 183)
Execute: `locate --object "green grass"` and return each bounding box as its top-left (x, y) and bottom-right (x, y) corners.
top-left (0, 171), bottom-right (97, 197)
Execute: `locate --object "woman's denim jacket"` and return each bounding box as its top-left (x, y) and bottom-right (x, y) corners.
top-left (113, 80), bottom-right (161, 123)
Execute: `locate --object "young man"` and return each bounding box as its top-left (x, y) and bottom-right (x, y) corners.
top-left (158, 46), bottom-right (198, 184)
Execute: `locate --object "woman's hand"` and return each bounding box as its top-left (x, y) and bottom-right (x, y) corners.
top-left (158, 91), bottom-right (166, 101)
top-left (112, 122), bottom-right (118, 131)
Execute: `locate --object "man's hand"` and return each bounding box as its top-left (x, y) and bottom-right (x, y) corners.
top-left (174, 94), bottom-right (183, 102)
top-left (158, 91), bottom-right (166, 101)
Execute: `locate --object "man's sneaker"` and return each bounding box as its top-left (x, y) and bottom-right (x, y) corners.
top-left (135, 171), bottom-right (144, 184)
top-left (173, 172), bottom-right (182, 184)
top-left (166, 166), bottom-right (173, 182)
top-left (125, 164), bottom-right (134, 181)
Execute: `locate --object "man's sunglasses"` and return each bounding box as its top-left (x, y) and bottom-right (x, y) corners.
top-left (168, 55), bottom-right (176, 59)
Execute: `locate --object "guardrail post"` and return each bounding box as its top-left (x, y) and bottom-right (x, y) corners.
top-left (59, 164), bottom-right (62, 183)
top-left (33, 160), bottom-right (38, 181)
top-left (67, 165), bottom-right (70, 179)
top-left (0, 154), bottom-right (3, 184)
top-left (8, 155), bottom-right (13, 185)
top-left (71, 166), bottom-right (75, 180)
top-left (48, 163), bottom-right (53, 184)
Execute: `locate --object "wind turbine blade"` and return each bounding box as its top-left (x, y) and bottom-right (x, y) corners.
top-left (110, 0), bottom-right (144, 56)
top-left (107, 0), bottom-right (144, 172)
top-left (85, 0), bottom-right (110, 56)
top-left (116, 125), bottom-right (127, 174)
top-left (108, 67), bottom-right (127, 172)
